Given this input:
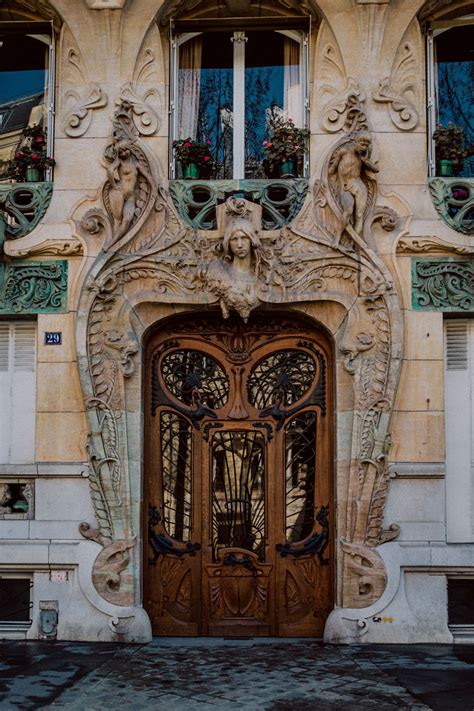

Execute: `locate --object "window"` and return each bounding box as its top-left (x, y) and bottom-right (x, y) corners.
top-left (427, 18), bottom-right (474, 177)
top-left (0, 322), bottom-right (36, 463)
top-left (445, 319), bottom-right (474, 542)
top-left (0, 22), bottom-right (55, 182)
top-left (170, 23), bottom-right (308, 179)
top-left (0, 575), bottom-right (32, 624)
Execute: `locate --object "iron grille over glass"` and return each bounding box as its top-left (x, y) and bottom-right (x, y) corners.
top-left (160, 411), bottom-right (193, 542)
top-left (161, 349), bottom-right (229, 408)
top-left (211, 430), bottom-right (265, 561)
top-left (248, 349), bottom-right (316, 409)
top-left (284, 412), bottom-right (317, 543)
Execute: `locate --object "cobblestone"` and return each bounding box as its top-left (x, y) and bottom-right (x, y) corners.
top-left (0, 638), bottom-right (473, 709)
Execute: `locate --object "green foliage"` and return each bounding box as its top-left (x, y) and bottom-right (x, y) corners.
top-left (173, 137), bottom-right (213, 168)
top-left (433, 123), bottom-right (474, 171)
top-left (262, 117), bottom-right (310, 176)
top-left (11, 126), bottom-right (55, 181)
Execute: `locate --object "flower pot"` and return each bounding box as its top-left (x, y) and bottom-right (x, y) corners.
top-left (184, 163), bottom-right (199, 180)
top-left (25, 166), bottom-right (41, 182)
top-left (279, 159), bottom-right (296, 178)
top-left (438, 159), bottom-right (454, 177)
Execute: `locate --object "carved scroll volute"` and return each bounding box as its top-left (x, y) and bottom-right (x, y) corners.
top-left (61, 33), bottom-right (108, 138)
top-left (372, 21), bottom-right (421, 131)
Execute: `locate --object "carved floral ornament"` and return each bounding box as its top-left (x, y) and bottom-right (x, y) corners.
top-left (74, 91), bottom-right (404, 627)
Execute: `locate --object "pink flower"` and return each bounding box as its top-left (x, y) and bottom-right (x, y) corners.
top-left (262, 140), bottom-right (267, 145)
top-left (288, 118), bottom-right (293, 123)
top-left (267, 142), bottom-right (273, 147)
top-left (207, 140), bottom-right (212, 145)
top-left (204, 155), bottom-right (210, 161)
top-left (184, 142), bottom-right (191, 147)
top-left (31, 154), bottom-right (39, 159)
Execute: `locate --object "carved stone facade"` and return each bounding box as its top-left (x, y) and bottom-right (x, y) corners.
top-left (0, 0), bottom-right (472, 645)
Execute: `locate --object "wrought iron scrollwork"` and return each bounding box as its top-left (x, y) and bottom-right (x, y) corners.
top-left (169, 178), bottom-right (309, 230)
top-left (276, 505), bottom-right (330, 565)
top-left (152, 345), bottom-right (228, 429)
top-left (251, 342), bottom-right (326, 429)
top-left (148, 506), bottom-right (201, 566)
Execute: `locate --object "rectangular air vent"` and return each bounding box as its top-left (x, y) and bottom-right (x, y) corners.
top-left (445, 320), bottom-right (469, 371)
top-left (0, 324), bottom-right (10, 372)
top-left (13, 324), bottom-right (36, 372)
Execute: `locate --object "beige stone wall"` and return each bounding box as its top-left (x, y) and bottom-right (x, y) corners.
top-left (1, 0), bottom-right (473, 643)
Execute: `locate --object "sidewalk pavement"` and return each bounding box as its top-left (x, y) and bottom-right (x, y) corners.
top-left (0, 638), bottom-right (473, 710)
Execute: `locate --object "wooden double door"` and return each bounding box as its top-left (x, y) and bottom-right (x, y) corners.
top-left (144, 313), bottom-right (333, 637)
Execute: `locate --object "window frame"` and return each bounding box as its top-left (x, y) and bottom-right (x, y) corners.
top-left (169, 20), bottom-right (310, 180)
top-left (0, 21), bottom-right (56, 181)
top-left (426, 16), bottom-right (474, 177)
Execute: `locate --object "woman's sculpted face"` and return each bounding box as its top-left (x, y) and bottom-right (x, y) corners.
top-left (229, 230), bottom-right (252, 259)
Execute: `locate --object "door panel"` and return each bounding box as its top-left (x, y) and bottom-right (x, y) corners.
top-left (144, 313), bottom-right (333, 637)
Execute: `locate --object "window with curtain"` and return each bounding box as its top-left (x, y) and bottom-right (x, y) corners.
top-left (0, 24), bottom-right (54, 182)
top-left (428, 21), bottom-right (474, 177)
top-left (171, 28), bottom-right (308, 180)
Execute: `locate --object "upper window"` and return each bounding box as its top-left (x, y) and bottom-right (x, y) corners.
top-left (428, 19), bottom-right (474, 177)
top-left (170, 25), bottom-right (308, 180)
top-left (0, 23), bottom-right (55, 183)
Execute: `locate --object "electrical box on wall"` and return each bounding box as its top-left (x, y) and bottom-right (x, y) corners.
top-left (39, 601), bottom-right (58, 639)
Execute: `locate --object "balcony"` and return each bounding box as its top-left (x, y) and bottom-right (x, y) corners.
top-left (169, 179), bottom-right (309, 230)
top-left (428, 178), bottom-right (474, 235)
top-left (0, 182), bottom-right (53, 247)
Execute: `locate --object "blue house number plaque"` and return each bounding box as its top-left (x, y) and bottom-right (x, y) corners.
top-left (44, 331), bottom-right (62, 345)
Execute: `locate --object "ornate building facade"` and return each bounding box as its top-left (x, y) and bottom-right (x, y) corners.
top-left (0, 0), bottom-right (473, 643)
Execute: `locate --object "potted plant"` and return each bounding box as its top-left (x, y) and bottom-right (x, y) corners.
top-left (433, 123), bottom-right (474, 176)
top-left (173, 137), bottom-right (212, 179)
top-left (10, 126), bottom-right (55, 182)
top-left (262, 117), bottom-right (310, 178)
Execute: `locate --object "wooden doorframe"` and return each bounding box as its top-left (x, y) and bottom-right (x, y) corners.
top-left (142, 309), bottom-right (336, 637)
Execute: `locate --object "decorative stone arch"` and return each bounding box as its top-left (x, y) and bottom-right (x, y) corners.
top-left (74, 90), bottom-right (405, 640)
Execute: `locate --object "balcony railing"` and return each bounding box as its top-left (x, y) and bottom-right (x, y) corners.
top-left (428, 178), bottom-right (474, 235)
top-left (0, 182), bottom-right (53, 247)
top-left (169, 179), bottom-right (309, 230)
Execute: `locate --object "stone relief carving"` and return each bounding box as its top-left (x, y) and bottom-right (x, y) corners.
top-left (328, 130), bottom-right (379, 236)
top-left (76, 91), bottom-right (403, 611)
top-left (117, 82), bottom-right (161, 137)
top-left (63, 84), bottom-right (108, 137)
top-left (101, 101), bottom-right (156, 247)
top-left (397, 236), bottom-right (473, 255)
top-left (373, 42), bottom-right (419, 131)
top-left (5, 239), bottom-right (83, 258)
top-left (0, 261), bottom-right (68, 314)
top-left (198, 199), bottom-right (274, 321)
top-left (320, 78), bottom-right (366, 134)
top-left (412, 259), bottom-right (474, 312)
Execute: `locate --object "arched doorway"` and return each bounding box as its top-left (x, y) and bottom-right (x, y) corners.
top-left (144, 311), bottom-right (334, 637)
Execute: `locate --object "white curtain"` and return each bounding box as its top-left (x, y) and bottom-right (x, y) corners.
top-left (284, 37), bottom-right (302, 126)
top-left (178, 36), bottom-right (202, 139)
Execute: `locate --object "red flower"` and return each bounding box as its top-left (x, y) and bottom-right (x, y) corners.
top-left (204, 155), bottom-right (210, 161)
